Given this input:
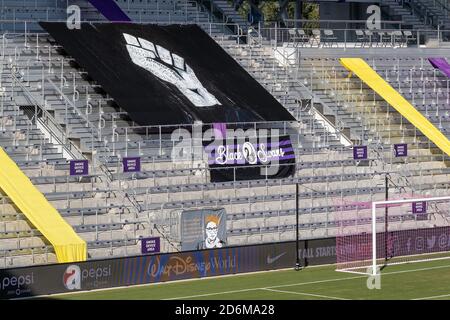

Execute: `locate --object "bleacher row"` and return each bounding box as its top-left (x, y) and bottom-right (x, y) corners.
top-left (0, 31), bottom-right (445, 267)
top-left (217, 38), bottom-right (450, 232)
top-left (285, 29), bottom-right (417, 48)
top-left (0, 0), bottom-right (229, 36)
top-left (0, 32), bottom-right (377, 266)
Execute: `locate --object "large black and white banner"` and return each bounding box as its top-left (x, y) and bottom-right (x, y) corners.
top-left (204, 134), bottom-right (296, 182)
top-left (40, 22), bottom-right (295, 126)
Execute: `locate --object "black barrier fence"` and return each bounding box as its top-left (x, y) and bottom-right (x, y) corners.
top-left (0, 237), bottom-right (336, 299)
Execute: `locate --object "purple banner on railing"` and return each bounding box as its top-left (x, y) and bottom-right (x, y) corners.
top-left (428, 57), bottom-right (450, 78)
top-left (213, 123), bottom-right (227, 139)
top-left (70, 160), bottom-right (88, 176)
top-left (87, 0), bottom-right (131, 22)
top-left (353, 146), bottom-right (367, 160)
top-left (123, 157), bottom-right (141, 173)
top-left (206, 136), bottom-right (295, 166)
top-left (203, 135), bottom-right (296, 182)
top-left (394, 143), bottom-right (407, 157)
top-left (141, 237), bottom-right (160, 254)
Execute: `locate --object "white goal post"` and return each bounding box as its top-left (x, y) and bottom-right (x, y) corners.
top-left (336, 195), bottom-right (450, 276)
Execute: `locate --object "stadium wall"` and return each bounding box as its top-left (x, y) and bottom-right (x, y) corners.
top-left (0, 237), bottom-right (336, 299)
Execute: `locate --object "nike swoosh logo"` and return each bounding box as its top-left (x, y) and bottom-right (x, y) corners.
top-left (267, 252), bottom-right (286, 264)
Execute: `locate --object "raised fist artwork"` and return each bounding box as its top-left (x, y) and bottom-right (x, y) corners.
top-left (123, 33), bottom-right (221, 107)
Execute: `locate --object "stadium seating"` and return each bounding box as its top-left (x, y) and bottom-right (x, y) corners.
top-left (216, 36), bottom-right (450, 236)
top-left (0, 0), bottom-right (449, 269)
top-left (0, 0), bottom-right (230, 36)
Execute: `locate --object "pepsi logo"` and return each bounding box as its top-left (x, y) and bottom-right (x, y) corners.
top-left (63, 265), bottom-right (81, 290)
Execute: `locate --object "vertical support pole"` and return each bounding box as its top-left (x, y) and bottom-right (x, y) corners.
top-left (438, 25), bottom-right (440, 47)
top-left (275, 23), bottom-right (277, 46)
top-left (125, 127), bottom-right (128, 157)
top-left (372, 201), bottom-right (377, 276)
top-left (385, 174), bottom-right (389, 264)
top-left (295, 183), bottom-right (301, 270)
top-left (295, 0), bottom-right (302, 29)
top-left (24, 21), bottom-right (27, 48)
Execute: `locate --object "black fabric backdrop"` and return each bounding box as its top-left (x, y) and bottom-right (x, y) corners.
top-left (40, 22), bottom-right (295, 126)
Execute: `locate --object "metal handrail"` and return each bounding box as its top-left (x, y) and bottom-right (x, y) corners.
top-left (11, 72), bottom-right (84, 160)
top-left (1, 20), bottom-right (450, 48)
top-left (270, 45), bottom-right (353, 146)
top-left (41, 65), bottom-right (150, 216)
top-left (282, 18), bottom-right (404, 30)
top-left (46, 77), bottom-right (103, 141)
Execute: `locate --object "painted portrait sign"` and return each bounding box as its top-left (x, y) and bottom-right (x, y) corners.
top-left (180, 208), bottom-right (227, 251)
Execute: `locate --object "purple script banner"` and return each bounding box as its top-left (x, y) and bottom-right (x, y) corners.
top-left (141, 237), bottom-right (160, 254)
top-left (123, 157), bottom-right (141, 173)
top-left (205, 135), bottom-right (295, 166)
top-left (70, 160), bottom-right (88, 176)
top-left (203, 135), bottom-right (296, 182)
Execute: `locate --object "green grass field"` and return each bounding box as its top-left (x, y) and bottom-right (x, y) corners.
top-left (49, 258), bottom-right (450, 300)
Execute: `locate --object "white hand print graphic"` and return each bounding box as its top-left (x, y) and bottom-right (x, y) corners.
top-left (123, 33), bottom-right (221, 107)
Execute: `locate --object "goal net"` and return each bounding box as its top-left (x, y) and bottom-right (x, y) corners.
top-left (336, 196), bottom-right (450, 275)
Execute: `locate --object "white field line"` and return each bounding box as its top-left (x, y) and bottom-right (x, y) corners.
top-left (261, 288), bottom-right (349, 300)
top-left (412, 293), bottom-right (450, 300)
top-left (335, 269), bottom-right (369, 275)
top-left (162, 276), bottom-right (363, 300)
top-left (164, 263), bottom-right (450, 300)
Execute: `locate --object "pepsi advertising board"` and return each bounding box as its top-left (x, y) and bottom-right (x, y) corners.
top-left (0, 238), bottom-right (336, 298)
